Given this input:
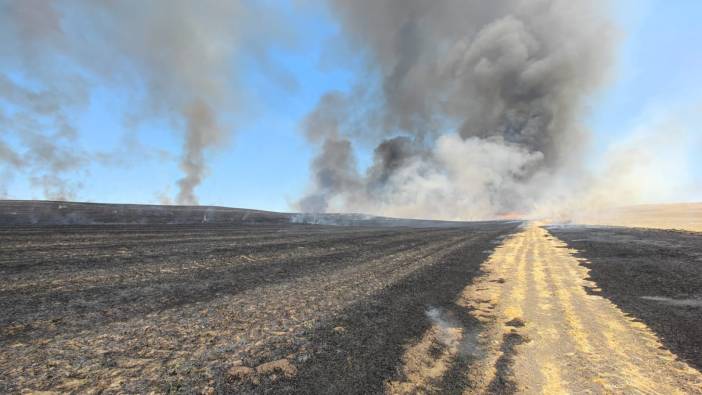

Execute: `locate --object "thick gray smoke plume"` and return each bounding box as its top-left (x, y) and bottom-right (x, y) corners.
top-left (0, 0), bottom-right (294, 203)
top-left (298, 0), bottom-right (615, 219)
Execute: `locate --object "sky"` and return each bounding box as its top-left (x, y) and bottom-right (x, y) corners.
top-left (0, 0), bottom-right (700, 214)
top-left (590, 0), bottom-right (702, 202)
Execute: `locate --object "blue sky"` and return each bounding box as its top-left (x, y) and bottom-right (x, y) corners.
top-left (590, 0), bottom-right (702, 201)
top-left (591, 0), bottom-right (702, 134)
top-left (1, 0), bottom-right (701, 211)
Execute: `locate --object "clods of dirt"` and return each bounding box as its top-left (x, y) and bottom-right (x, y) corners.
top-left (505, 318), bottom-right (526, 327)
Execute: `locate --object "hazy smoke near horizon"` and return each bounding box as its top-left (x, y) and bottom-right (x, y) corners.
top-left (0, 0), bottom-right (294, 204)
top-left (297, 0), bottom-right (617, 220)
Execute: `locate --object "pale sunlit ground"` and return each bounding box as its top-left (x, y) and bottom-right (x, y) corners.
top-left (580, 203), bottom-right (702, 232)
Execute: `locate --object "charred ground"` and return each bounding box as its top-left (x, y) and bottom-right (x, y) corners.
top-left (0, 217), bottom-right (519, 393)
top-left (2, 200), bottom-right (702, 394)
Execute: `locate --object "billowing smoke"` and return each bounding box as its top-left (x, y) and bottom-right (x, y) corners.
top-left (0, 0), bottom-right (295, 204)
top-left (297, 0), bottom-right (616, 219)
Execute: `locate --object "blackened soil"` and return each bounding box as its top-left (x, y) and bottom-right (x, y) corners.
top-left (548, 225), bottom-right (702, 371)
top-left (241, 227), bottom-right (507, 394)
top-left (0, 221), bottom-right (519, 394)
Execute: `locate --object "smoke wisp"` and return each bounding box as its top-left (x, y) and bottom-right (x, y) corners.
top-left (0, 0), bottom-right (296, 203)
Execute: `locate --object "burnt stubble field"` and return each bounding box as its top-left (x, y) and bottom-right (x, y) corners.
top-left (3, 201), bottom-right (702, 394)
top-left (0, 217), bottom-right (519, 393)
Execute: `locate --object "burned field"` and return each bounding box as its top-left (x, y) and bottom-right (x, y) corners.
top-left (0, 220), bottom-right (519, 393)
top-left (549, 225), bottom-right (702, 371)
top-left (3, 198), bottom-right (701, 395)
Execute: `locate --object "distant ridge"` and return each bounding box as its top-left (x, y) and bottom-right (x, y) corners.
top-left (0, 200), bottom-right (290, 226)
top-left (0, 200), bottom-right (491, 227)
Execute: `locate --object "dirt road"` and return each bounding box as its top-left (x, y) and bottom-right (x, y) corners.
top-left (402, 223), bottom-right (702, 394)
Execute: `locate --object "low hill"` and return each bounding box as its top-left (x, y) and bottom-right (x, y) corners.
top-left (0, 200), bottom-right (291, 225)
top-left (0, 200), bottom-right (486, 227)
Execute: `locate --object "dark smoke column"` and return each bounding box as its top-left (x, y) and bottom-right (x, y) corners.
top-left (297, 0), bottom-right (615, 220)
